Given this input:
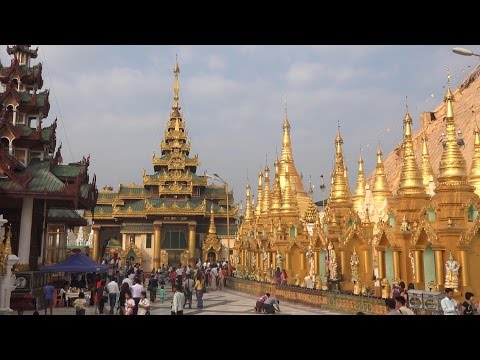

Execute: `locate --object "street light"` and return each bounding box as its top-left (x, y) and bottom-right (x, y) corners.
top-left (206, 173), bottom-right (231, 262)
top-left (452, 47), bottom-right (480, 57)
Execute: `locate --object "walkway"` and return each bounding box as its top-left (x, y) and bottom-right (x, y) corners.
top-left (7, 286), bottom-right (344, 315)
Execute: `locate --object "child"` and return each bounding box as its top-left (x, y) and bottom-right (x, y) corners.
top-left (159, 285), bottom-right (166, 303)
top-left (73, 292), bottom-right (87, 315)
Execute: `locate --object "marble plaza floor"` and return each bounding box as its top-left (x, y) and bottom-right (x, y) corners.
top-left (7, 286), bottom-right (345, 315)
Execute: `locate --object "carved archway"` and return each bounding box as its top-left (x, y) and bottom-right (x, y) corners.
top-left (202, 233), bottom-right (222, 263)
top-left (120, 240), bottom-right (142, 267)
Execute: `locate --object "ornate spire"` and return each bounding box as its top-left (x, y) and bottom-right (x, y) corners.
top-left (270, 157), bottom-right (282, 214)
top-left (244, 183), bottom-right (253, 221)
top-left (281, 112), bottom-right (292, 162)
top-left (281, 164), bottom-right (296, 213)
top-left (398, 111), bottom-right (425, 197)
top-left (255, 170), bottom-right (263, 217)
top-left (421, 131), bottom-right (435, 194)
top-left (437, 79), bottom-right (468, 185)
top-left (172, 55), bottom-right (180, 110)
top-left (305, 201), bottom-right (318, 223)
top-left (329, 125), bottom-right (352, 206)
top-left (208, 204), bottom-right (217, 234)
top-left (262, 164), bottom-right (272, 214)
top-left (469, 123), bottom-right (480, 196)
top-left (372, 146), bottom-right (393, 204)
top-left (353, 154), bottom-right (366, 212)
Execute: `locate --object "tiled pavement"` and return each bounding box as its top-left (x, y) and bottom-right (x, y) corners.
top-left (6, 286), bottom-right (345, 315)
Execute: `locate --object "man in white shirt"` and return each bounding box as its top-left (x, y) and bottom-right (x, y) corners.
top-left (122, 276), bottom-right (133, 287)
top-left (131, 278), bottom-right (144, 315)
top-left (441, 288), bottom-right (460, 315)
top-left (107, 278), bottom-right (120, 315)
top-left (171, 285), bottom-right (185, 315)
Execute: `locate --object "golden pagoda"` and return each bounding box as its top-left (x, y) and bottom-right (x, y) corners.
top-left (235, 106), bottom-right (324, 284)
top-left (85, 60), bottom-right (238, 270)
top-left (362, 73), bottom-right (480, 297)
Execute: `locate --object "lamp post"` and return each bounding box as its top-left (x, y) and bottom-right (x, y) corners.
top-left (206, 173), bottom-right (230, 261)
top-left (452, 47), bottom-right (480, 58)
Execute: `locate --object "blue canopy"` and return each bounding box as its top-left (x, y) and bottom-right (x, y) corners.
top-left (41, 253), bottom-right (111, 273)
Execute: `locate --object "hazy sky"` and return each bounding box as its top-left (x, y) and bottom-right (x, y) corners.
top-left (2, 45), bottom-right (477, 206)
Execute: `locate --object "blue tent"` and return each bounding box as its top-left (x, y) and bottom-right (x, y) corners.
top-left (41, 253), bottom-right (111, 273)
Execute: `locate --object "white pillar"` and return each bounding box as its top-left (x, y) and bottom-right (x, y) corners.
top-left (18, 197), bottom-right (34, 265)
top-left (0, 254), bottom-right (20, 312)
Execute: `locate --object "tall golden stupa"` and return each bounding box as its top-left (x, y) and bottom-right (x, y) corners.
top-left (237, 68), bottom-right (480, 297)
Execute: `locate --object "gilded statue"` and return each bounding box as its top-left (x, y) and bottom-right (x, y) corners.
top-left (327, 242), bottom-right (338, 281)
top-left (353, 279), bottom-right (362, 295)
top-left (408, 250), bottom-right (415, 281)
top-left (350, 247), bottom-right (359, 283)
top-left (262, 248), bottom-right (268, 273)
top-left (276, 250), bottom-right (284, 271)
top-left (445, 252), bottom-right (460, 292)
top-left (306, 245), bottom-right (314, 277)
top-left (381, 278), bottom-right (391, 299)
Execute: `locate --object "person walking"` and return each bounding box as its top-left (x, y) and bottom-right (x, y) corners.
top-left (131, 277), bottom-right (144, 315)
top-left (194, 272), bottom-right (205, 308)
top-left (171, 285), bottom-right (185, 315)
top-left (148, 274), bottom-right (158, 302)
top-left (183, 274), bottom-right (194, 309)
top-left (44, 282), bottom-right (55, 315)
top-left (107, 277), bottom-right (119, 315)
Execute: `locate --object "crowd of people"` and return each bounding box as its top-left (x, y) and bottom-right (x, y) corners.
top-left (384, 281), bottom-right (479, 315)
top-left (63, 258), bottom-right (231, 315)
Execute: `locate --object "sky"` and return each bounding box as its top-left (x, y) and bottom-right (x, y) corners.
top-left (1, 45), bottom-right (478, 206)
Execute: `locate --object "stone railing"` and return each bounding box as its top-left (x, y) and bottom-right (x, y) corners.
top-left (226, 277), bottom-right (387, 315)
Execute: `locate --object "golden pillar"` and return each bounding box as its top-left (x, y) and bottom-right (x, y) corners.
top-left (458, 249), bottom-right (469, 287)
top-left (362, 247), bottom-right (372, 283)
top-left (314, 251), bottom-right (319, 274)
top-left (300, 253), bottom-right (305, 270)
top-left (267, 252), bottom-right (271, 269)
top-left (377, 250), bottom-right (385, 279)
top-left (256, 252), bottom-right (261, 269)
top-left (154, 224), bottom-right (162, 269)
top-left (188, 224), bottom-right (196, 267)
top-left (392, 250), bottom-right (401, 280)
top-left (285, 253), bottom-right (289, 270)
top-left (92, 227), bottom-right (100, 262)
top-left (434, 250), bottom-right (444, 286)
top-left (340, 250), bottom-right (346, 277)
top-left (122, 233), bottom-right (127, 250)
top-left (414, 250), bottom-right (424, 283)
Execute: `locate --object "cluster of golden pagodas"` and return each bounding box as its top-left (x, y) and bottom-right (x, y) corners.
top-left (234, 78), bottom-right (480, 298)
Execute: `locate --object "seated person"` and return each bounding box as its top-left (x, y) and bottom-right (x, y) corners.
top-left (255, 293), bottom-right (270, 313)
top-left (263, 296), bottom-right (280, 314)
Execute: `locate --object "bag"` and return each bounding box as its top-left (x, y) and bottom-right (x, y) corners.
top-left (101, 287), bottom-right (108, 301)
top-left (145, 310), bottom-right (151, 315)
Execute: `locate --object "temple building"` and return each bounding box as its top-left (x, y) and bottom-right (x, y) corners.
top-left (85, 61), bottom-right (238, 271)
top-left (0, 45), bottom-right (97, 270)
top-left (358, 72), bottom-right (480, 296)
top-left (235, 107), bottom-right (325, 285)
top-left (237, 68), bottom-right (480, 298)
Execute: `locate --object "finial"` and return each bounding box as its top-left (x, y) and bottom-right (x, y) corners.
top-left (405, 95), bottom-right (408, 113)
top-left (284, 93), bottom-right (288, 116)
top-left (337, 119), bottom-right (340, 132)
